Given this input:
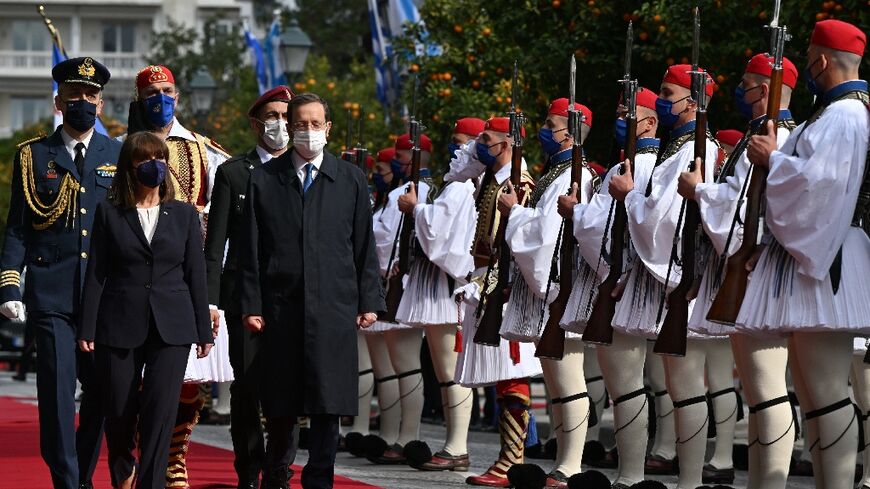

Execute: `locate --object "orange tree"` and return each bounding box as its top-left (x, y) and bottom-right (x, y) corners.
top-left (393, 0), bottom-right (868, 174)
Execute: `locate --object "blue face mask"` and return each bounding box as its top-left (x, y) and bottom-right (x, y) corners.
top-left (475, 141), bottom-right (503, 167)
top-left (803, 58), bottom-right (824, 97)
top-left (734, 85), bottom-right (762, 119)
top-left (538, 127), bottom-right (564, 157)
top-left (390, 158), bottom-right (407, 180)
top-left (655, 95), bottom-right (688, 128)
top-left (136, 159), bottom-right (167, 188)
top-left (63, 99), bottom-right (97, 132)
top-left (144, 93), bottom-right (176, 128)
top-left (373, 172), bottom-right (389, 192)
top-left (447, 143), bottom-right (461, 158)
top-left (614, 118), bottom-right (628, 148)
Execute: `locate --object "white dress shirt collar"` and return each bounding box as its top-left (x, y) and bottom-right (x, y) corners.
top-left (60, 126), bottom-right (95, 159)
top-left (290, 149), bottom-right (324, 182)
top-left (255, 145), bottom-right (277, 165)
top-left (166, 118), bottom-right (196, 141)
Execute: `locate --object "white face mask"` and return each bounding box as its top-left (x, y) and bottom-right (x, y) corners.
top-left (293, 130), bottom-right (328, 159)
top-left (261, 119), bottom-right (290, 151)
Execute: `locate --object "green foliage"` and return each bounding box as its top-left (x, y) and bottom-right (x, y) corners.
top-left (293, 54), bottom-right (406, 159)
top-left (394, 0), bottom-right (869, 173)
top-left (285, 0), bottom-right (372, 72)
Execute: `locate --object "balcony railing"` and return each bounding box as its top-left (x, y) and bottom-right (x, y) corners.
top-left (0, 51), bottom-right (145, 79)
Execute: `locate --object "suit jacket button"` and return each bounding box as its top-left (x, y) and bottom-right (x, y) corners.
top-left (80, 252), bottom-right (88, 259)
top-left (81, 229), bottom-right (88, 237)
top-left (146, 260), bottom-right (151, 265)
top-left (80, 186), bottom-right (86, 193)
top-left (80, 208), bottom-right (87, 215)
top-left (145, 283), bottom-right (151, 289)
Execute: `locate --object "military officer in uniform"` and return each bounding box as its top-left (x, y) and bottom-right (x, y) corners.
top-left (204, 85), bottom-right (295, 489)
top-left (0, 57), bottom-right (121, 489)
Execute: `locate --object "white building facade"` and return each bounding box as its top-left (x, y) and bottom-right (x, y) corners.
top-left (0, 0), bottom-right (253, 137)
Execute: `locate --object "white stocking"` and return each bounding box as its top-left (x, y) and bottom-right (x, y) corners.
top-left (664, 340), bottom-right (708, 489)
top-left (850, 353), bottom-right (870, 489)
top-left (424, 325), bottom-right (472, 456)
top-left (791, 332), bottom-right (857, 489)
top-left (213, 381), bottom-right (231, 415)
top-left (541, 341), bottom-right (588, 477)
top-left (704, 338), bottom-right (738, 470)
top-left (352, 332), bottom-right (374, 435)
top-left (788, 338), bottom-right (823, 487)
top-left (731, 332), bottom-right (793, 489)
top-left (385, 328), bottom-right (424, 446)
top-left (366, 333), bottom-right (400, 444)
top-left (646, 343), bottom-right (677, 460)
top-left (597, 331), bottom-right (648, 486)
top-left (584, 346), bottom-right (607, 443)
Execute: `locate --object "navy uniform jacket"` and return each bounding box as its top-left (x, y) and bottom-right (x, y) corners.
top-left (0, 128), bottom-right (122, 314)
top-left (78, 200), bottom-right (212, 348)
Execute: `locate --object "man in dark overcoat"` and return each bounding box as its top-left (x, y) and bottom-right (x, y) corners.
top-left (239, 92), bottom-right (384, 489)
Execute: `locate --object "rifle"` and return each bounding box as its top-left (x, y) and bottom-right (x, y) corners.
top-left (383, 77), bottom-right (423, 321)
top-left (654, 7), bottom-right (707, 357)
top-left (355, 105), bottom-right (368, 171)
top-left (706, 0), bottom-right (788, 324)
top-left (536, 55), bottom-right (584, 359)
top-left (583, 22), bottom-right (636, 346)
top-left (341, 108), bottom-right (356, 163)
top-left (474, 61), bottom-right (525, 346)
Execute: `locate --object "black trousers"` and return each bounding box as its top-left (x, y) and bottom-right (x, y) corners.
top-left (96, 324), bottom-right (189, 489)
top-left (31, 312), bottom-right (104, 489)
top-left (264, 415), bottom-right (339, 489)
top-left (226, 306), bottom-right (268, 483)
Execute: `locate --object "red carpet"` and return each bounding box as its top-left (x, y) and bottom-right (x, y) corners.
top-left (0, 396), bottom-right (378, 488)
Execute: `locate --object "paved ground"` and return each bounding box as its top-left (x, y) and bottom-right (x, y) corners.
top-left (0, 371), bottom-right (822, 488)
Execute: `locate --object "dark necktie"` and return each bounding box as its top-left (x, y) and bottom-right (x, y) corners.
top-left (74, 142), bottom-right (85, 177)
top-left (303, 163), bottom-right (314, 194)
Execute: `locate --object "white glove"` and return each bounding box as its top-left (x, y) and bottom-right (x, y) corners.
top-left (0, 301), bottom-right (26, 323)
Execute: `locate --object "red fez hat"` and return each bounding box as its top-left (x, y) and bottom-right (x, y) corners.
top-left (588, 162), bottom-right (606, 177)
top-left (811, 19), bottom-right (866, 56)
top-left (548, 98), bottom-right (593, 127)
top-left (716, 129), bottom-right (744, 148)
top-left (395, 133), bottom-right (433, 152)
top-left (247, 85), bottom-right (293, 118)
top-left (377, 147), bottom-right (396, 163)
top-left (453, 117), bottom-right (486, 137)
top-left (484, 117), bottom-right (526, 137)
top-left (745, 54), bottom-right (798, 89)
top-left (637, 86), bottom-right (659, 110)
top-left (663, 64), bottom-right (716, 97)
top-left (365, 154), bottom-right (375, 170)
top-left (136, 65), bottom-right (175, 90)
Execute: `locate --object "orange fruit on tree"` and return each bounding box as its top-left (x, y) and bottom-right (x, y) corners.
top-left (552, 0), bottom-right (561, 8)
top-left (639, 31), bottom-right (649, 41)
top-left (454, 24), bottom-right (463, 33)
top-left (482, 27), bottom-right (492, 36)
top-left (443, 73), bottom-right (453, 81)
top-left (410, 64), bottom-right (420, 73)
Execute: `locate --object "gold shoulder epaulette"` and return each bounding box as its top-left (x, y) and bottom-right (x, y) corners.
top-left (16, 133), bottom-right (47, 149)
top-left (192, 131), bottom-right (230, 158)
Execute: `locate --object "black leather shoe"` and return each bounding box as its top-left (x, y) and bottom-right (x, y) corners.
top-left (78, 481), bottom-right (93, 489)
top-left (702, 463), bottom-right (735, 484)
top-left (238, 483), bottom-right (258, 489)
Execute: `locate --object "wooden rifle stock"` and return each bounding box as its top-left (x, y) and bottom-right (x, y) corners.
top-left (707, 69), bottom-right (783, 324)
top-left (654, 112), bottom-right (708, 356)
top-left (536, 145), bottom-right (585, 359)
top-left (474, 145), bottom-right (523, 346)
top-left (583, 118), bottom-right (637, 345)
top-left (383, 143), bottom-right (423, 322)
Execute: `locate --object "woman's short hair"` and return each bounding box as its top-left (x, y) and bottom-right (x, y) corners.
top-left (109, 131), bottom-right (176, 208)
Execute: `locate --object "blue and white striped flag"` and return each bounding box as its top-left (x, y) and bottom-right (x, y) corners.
top-left (368, 0), bottom-right (397, 109)
top-left (52, 44), bottom-right (108, 135)
top-left (264, 19), bottom-right (287, 90)
top-left (243, 27), bottom-right (269, 95)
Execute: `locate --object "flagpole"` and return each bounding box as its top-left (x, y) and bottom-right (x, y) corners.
top-left (38, 5), bottom-right (67, 57)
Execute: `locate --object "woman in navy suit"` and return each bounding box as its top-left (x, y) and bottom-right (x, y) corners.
top-left (78, 131), bottom-right (215, 489)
